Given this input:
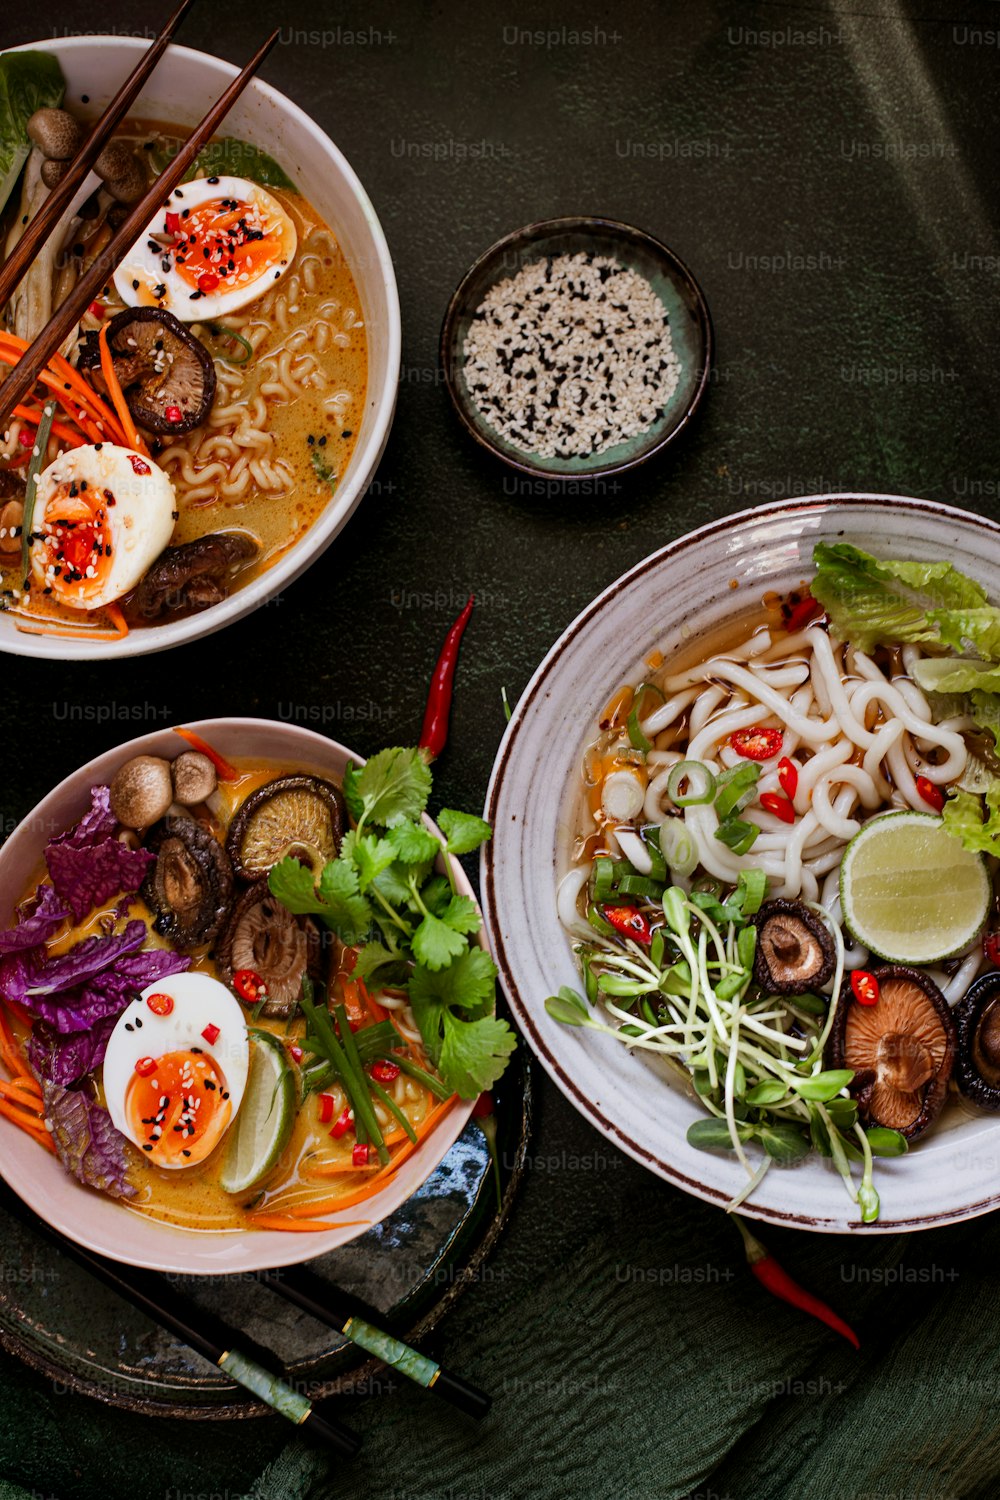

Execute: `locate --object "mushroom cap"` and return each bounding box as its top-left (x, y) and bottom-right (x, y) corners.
top-left (141, 815), bottom-right (233, 950)
top-left (110, 755), bottom-right (174, 830)
top-left (216, 880), bottom-right (322, 1018)
top-left (132, 532), bottom-right (258, 621)
top-left (40, 158), bottom-right (69, 189)
top-left (171, 751), bottom-right (218, 807)
top-left (753, 899), bottom-right (836, 995)
top-left (79, 307), bottom-right (217, 435)
top-left (27, 107), bottom-right (84, 160)
top-left (828, 964), bottom-right (956, 1140)
top-left (226, 775), bottom-right (347, 881)
top-left (93, 141), bottom-right (146, 202)
top-left (953, 971), bottom-right (1000, 1108)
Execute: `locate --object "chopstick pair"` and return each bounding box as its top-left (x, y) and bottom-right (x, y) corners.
top-left (0, 13), bottom-right (281, 430)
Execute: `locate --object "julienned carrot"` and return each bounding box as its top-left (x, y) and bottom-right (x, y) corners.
top-left (0, 1009), bottom-right (29, 1080)
top-left (0, 334), bottom-right (127, 445)
top-left (247, 1214), bottom-right (370, 1233)
top-left (14, 618), bottom-right (127, 642)
top-left (98, 324), bottom-right (148, 456)
top-left (105, 602), bottom-right (130, 638)
top-left (0, 1099), bottom-right (54, 1150)
top-left (0, 1080), bottom-right (43, 1113)
top-left (363, 983), bottom-right (390, 1024)
top-left (173, 727), bottom-right (240, 782)
top-left (13, 404), bottom-right (86, 450)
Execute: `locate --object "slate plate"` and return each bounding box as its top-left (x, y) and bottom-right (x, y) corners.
top-left (0, 1048), bottom-right (531, 1418)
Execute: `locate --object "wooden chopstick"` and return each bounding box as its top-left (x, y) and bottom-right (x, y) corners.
top-left (0, 28), bottom-right (280, 435)
top-left (0, 0), bottom-right (198, 311)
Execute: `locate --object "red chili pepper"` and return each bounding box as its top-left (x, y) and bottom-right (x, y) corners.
top-left (984, 933), bottom-right (1000, 967)
top-left (198, 271), bottom-right (220, 292)
top-left (17, 428), bottom-right (33, 448)
top-left (419, 594), bottom-right (475, 761)
top-left (851, 971), bottom-right (880, 1006)
top-left (233, 969), bottom-right (266, 1005)
top-left (128, 454), bottom-right (151, 476)
top-left (318, 1092), bottom-right (335, 1124)
top-left (602, 904), bottom-right (654, 945)
top-left (729, 726), bottom-right (784, 762)
top-left (784, 591), bottom-right (824, 633)
top-left (146, 992), bottom-right (174, 1017)
top-left (164, 211), bottom-right (180, 233)
top-left (777, 757), bottom-right (798, 800)
top-left (87, 300), bottom-right (106, 320)
top-left (352, 1142), bottom-right (370, 1167)
top-left (915, 775), bottom-right (944, 813)
top-left (288, 1044), bottom-right (304, 1064)
top-left (331, 1105), bottom-right (353, 1139)
top-left (201, 1023), bottom-right (220, 1045)
top-left (760, 791), bottom-right (795, 824)
top-left (370, 1060), bottom-right (400, 1083)
top-left (134, 1056), bottom-right (157, 1077)
top-left (733, 1215), bottom-right (859, 1348)
top-left (164, 404), bottom-right (183, 424)
top-left (472, 1091), bottom-right (495, 1119)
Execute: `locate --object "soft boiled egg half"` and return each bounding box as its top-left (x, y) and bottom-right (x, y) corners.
top-left (114, 174), bottom-right (298, 322)
top-left (103, 973), bottom-right (250, 1170)
top-left (29, 443), bottom-right (176, 611)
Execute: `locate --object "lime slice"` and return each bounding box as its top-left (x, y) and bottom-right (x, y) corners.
top-left (219, 1031), bottom-right (298, 1196)
top-left (840, 810), bottom-right (990, 964)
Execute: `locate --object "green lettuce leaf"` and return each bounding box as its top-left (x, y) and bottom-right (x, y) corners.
top-left (811, 542), bottom-right (994, 654)
top-left (0, 50), bottom-right (64, 220)
top-left (942, 787), bottom-right (1000, 856)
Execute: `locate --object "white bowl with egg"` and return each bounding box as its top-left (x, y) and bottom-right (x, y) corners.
top-left (5, 38), bottom-right (400, 660)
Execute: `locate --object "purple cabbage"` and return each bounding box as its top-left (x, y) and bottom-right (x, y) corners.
top-left (28, 946), bottom-right (191, 1034)
top-left (44, 785), bottom-right (154, 922)
top-left (1, 920), bottom-right (148, 1005)
top-left (0, 884), bottom-right (69, 954)
top-left (28, 1015), bottom-right (118, 1088)
top-left (40, 1077), bottom-right (137, 1200)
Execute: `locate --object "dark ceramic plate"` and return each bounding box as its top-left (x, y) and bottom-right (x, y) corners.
top-left (0, 1049), bottom-right (531, 1418)
top-left (440, 215), bottom-right (713, 481)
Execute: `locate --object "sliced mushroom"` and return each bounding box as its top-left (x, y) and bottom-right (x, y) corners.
top-left (131, 533), bottom-right (259, 621)
top-left (216, 881), bottom-right (322, 1018)
top-left (227, 775), bottom-right (347, 881)
top-left (828, 965), bottom-right (956, 1140)
top-left (753, 899), bottom-right (835, 995)
top-left (141, 815), bottom-right (233, 950)
top-left (110, 756), bottom-right (174, 830)
top-left (953, 971), bottom-right (1000, 1109)
top-left (171, 752), bottom-right (218, 807)
top-left (79, 307), bottom-right (216, 434)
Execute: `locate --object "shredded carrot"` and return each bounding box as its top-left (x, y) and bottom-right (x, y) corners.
top-left (105, 601), bottom-right (129, 638)
top-left (338, 978), bottom-right (366, 1029)
top-left (0, 1008), bottom-right (29, 1080)
top-left (173, 727), bottom-right (240, 781)
top-left (291, 1094), bottom-right (459, 1217)
top-left (14, 619), bottom-right (129, 642)
top-left (362, 981), bottom-right (389, 1024)
top-left (247, 1214), bottom-right (370, 1232)
top-left (0, 1100), bottom-right (54, 1151)
top-left (0, 334), bottom-right (128, 446)
top-left (0, 1080), bottom-right (43, 1114)
top-left (13, 404), bottom-right (87, 450)
top-left (3, 998), bottom-right (31, 1028)
top-left (97, 324), bottom-right (148, 457)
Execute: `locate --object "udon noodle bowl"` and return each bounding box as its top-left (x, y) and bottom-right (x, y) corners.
top-left (0, 59), bottom-right (367, 641)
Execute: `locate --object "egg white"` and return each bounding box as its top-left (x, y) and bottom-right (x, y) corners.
top-left (29, 443), bottom-right (176, 611)
top-left (103, 973), bottom-right (250, 1169)
top-left (113, 174), bottom-right (298, 322)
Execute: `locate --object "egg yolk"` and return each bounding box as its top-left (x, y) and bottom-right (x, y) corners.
top-left (126, 1049), bottom-right (232, 1168)
top-left (170, 197), bottom-right (290, 296)
top-left (34, 487), bottom-right (114, 601)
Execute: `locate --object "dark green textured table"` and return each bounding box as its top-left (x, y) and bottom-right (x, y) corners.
top-left (2, 3), bottom-right (1000, 1497)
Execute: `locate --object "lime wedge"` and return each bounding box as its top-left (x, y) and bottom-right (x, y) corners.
top-left (840, 810), bottom-right (990, 964)
top-left (219, 1031), bottom-right (298, 1196)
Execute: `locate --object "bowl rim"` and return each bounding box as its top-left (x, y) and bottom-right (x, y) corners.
top-left (3, 37), bottom-right (401, 661)
top-left (0, 717), bottom-right (475, 1273)
top-left (482, 492), bottom-right (1000, 1233)
top-left (439, 214), bottom-right (713, 481)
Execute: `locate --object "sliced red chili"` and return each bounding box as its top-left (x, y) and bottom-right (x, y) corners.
top-left (87, 300), bottom-right (106, 320)
top-left (288, 1044), bottom-right (304, 1064)
top-left (985, 933), bottom-right (1000, 967)
top-left (330, 1105), bottom-right (353, 1139)
top-left (146, 992), bottom-right (174, 1017)
top-left (472, 1090), bottom-right (495, 1119)
top-left (318, 1093), bottom-right (335, 1124)
top-left (164, 211), bottom-right (180, 233)
top-left (201, 1023), bottom-right (220, 1044)
top-left (760, 791), bottom-right (795, 824)
top-left (134, 1056), bottom-right (157, 1077)
top-left (352, 1142), bottom-right (370, 1167)
top-left (777, 757), bottom-right (799, 800)
top-left (602, 904), bottom-right (654, 945)
top-left (784, 592), bottom-right (824, 633)
top-left (915, 775), bottom-right (944, 813)
top-left (233, 969), bottom-right (266, 1005)
top-left (198, 271), bottom-right (220, 292)
top-left (851, 971), bottom-right (880, 1006)
top-left (128, 454), bottom-right (151, 476)
top-left (729, 727), bottom-right (783, 762)
top-left (164, 404), bottom-right (183, 424)
top-left (370, 1060), bottom-right (401, 1083)
top-left (17, 428), bottom-right (33, 448)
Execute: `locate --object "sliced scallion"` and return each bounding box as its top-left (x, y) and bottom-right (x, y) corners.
top-left (660, 818), bottom-right (698, 877)
top-left (667, 760), bottom-right (717, 807)
top-left (21, 400), bottom-right (56, 580)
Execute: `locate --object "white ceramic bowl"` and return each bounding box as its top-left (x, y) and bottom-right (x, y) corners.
top-left (483, 494), bottom-right (1000, 1233)
top-left (6, 38), bottom-right (400, 660)
top-left (0, 719), bottom-right (475, 1273)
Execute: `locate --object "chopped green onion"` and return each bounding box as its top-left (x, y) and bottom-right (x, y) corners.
top-left (714, 762), bottom-right (762, 820)
top-left (714, 817), bottom-right (759, 855)
top-left (667, 760), bottom-right (717, 807)
top-left (205, 322), bottom-right (253, 364)
top-left (616, 873), bottom-right (665, 901)
top-left (626, 682), bottom-right (665, 753)
top-left (21, 401), bottom-right (56, 579)
top-left (641, 824), bottom-right (668, 883)
top-left (660, 819), bottom-right (698, 877)
top-left (736, 868), bottom-right (767, 916)
top-left (586, 903), bottom-right (617, 937)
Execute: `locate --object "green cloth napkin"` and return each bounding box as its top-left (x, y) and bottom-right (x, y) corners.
top-left (4, 1131), bottom-right (997, 1500)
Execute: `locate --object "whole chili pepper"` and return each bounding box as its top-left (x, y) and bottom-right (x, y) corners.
top-left (419, 594), bottom-right (475, 761)
top-left (473, 1090), bottom-right (502, 1213)
top-left (732, 1214), bottom-right (860, 1348)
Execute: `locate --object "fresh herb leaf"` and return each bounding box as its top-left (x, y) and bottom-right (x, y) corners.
top-left (942, 786), bottom-right (1000, 856)
top-left (437, 807), bottom-right (493, 854)
top-left (388, 820), bottom-right (441, 865)
top-left (311, 448), bottom-right (338, 492)
top-left (411, 912), bottom-right (468, 971)
top-left (342, 830), bottom-right (397, 892)
top-left (438, 1013), bottom-right (517, 1098)
top-left (351, 747), bottom-right (433, 829)
top-left (191, 137), bottom-right (297, 191)
top-left (268, 855), bottom-right (371, 943)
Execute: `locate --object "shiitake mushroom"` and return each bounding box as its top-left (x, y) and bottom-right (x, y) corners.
top-left (226, 775), bottom-right (347, 881)
top-left (79, 308), bottom-right (216, 434)
top-left (215, 881), bottom-right (324, 1019)
top-left (141, 815), bottom-right (233, 951)
top-left (953, 971), bottom-right (1000, 1109)
top-left (753, 899), bottom-right (836, 995)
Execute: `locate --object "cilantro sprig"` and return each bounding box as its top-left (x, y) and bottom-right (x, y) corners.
top-left (268, 747), bottom-right (515, 1098)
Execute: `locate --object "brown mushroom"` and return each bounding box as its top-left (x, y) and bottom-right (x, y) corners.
top-left (0, 497), bottom-right (23, 555)
top-left (93, 142), bottom-right (145, 204)
top-left (27, 107), bottom-right (84, 160)
top-left (171, 752), bottom-right (218, 807)
top-left (828, 965), bottom-right (956, 1140)
top-left (130, 533), bottom-right (259, 620)
top-left (79, 308), bottom-right (217, 434)
top-left (953, 971), bottom-right (1000, 1109)
top-left (753, 899), bottom-right (835, 995)
top-left (110, 755), bottom-right (174, 830)
top-left (40, 158), bottom-right (69, 189)
top-left (216, 881), bottom-right (322, 1018)
top-left (226, 775), bottom-right (347, 881)
top-left (141, 815), bottom-right (233, 950)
